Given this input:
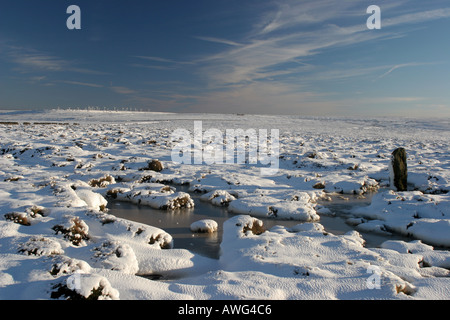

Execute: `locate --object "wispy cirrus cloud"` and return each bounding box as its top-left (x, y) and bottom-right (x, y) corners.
top-left (58, 80), bottom-right (104, 88)
top-left (134, 55), bottom-right (182, 64)
top-left (122, 1), bottom-right (450, 116)
top-left (377, 63), bottom-right (428, 79)
top-left (199, 25), bottom-right (377, 86)
top-left (133, 55), bottom-right (194, 66)
top-left (110, 86), bottom-right (137, 95)
top-left (131, 55), bottom-right (196, 73)
top-left (199, 2), bottom-right (450, 88)
top-left (183, 1), bottom-right (450, 115)
top-left (194, 36), bottom-right (243, 47)
top-left (196, 5), bottom-right (374, 87)
top-left (383, 7), bottom-right (450, 28)
top-left (3, 45), bottom-right (108, 75)
top-left (256, 1), bottom-right (355, 35)
top-left (131, 63), bottom-right (177, 71)
top-left (13, 52), bottom-right (66, 72)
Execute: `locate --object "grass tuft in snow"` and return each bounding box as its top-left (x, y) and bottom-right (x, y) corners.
top-left (18, 236), bottom-right (64, 256)
top-left (4, 212), bottom-right (31, 226)
top-left (88, 175), bottom-right (116, 188)
top-left (148, 233), bottom-right (173, 249)
top-left (4, 206), bottom-right (49, 226)
top-left (52, 217), bottom-right (89, 246)
top-left (240, 220), bottom-right (266, 235)
top-left (50, 274), bottom-right (119, 300)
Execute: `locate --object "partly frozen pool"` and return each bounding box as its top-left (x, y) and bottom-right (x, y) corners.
top-left (107, 187), bottom-right (412, 259)
top-left (108, 188), bottom-right (300, 259)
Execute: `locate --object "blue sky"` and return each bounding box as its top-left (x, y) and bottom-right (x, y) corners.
top-left (1, 0), bottom-right (450, 117)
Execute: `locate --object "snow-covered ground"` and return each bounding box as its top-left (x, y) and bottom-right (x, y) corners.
top-left (0, 109), bottom-right (449, 300)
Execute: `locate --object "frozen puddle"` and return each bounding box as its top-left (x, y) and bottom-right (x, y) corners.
top-left (108, 190), bottom-right (301, 259)
top-left (108, 188), bottom-right (411, 259)
top-left (317, 194), bottom-right (412, 248)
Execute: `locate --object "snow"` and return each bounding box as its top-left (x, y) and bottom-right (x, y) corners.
top-left (75, 189), bottom-right (108, 211)
top-left (190, 219), bottom-right (218, 233)
top-left (228, 193), bottom-right (319, 221)
top-left (351, 190), bottom-right (450, 247)
top-left (112, 185), bottom-right (195, 210)
top-left (0, 109), bottom-right (450, 300)
top-left (200, 190), bottom-right (237, 206)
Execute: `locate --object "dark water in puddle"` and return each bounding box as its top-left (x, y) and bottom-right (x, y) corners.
top-left (107, 187), bottom-right (411, 259)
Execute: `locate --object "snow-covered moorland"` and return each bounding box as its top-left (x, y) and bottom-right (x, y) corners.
top-left (0, 109), bottom-right (449, 300)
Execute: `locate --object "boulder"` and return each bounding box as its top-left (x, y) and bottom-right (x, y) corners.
top-left (146, 159), bottom-right (164, 172)
top-left (390, 148), bottom-right (408, 191)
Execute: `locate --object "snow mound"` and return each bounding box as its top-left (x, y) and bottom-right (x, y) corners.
top-left (50, 256), bottom-right (92, 276)
top-left (216, 215), bottom-right (425, 299)
top-left (76, 189), bottom-right (108, 211)
top-left (18, 236), bottom-right (64, 256)
top-left (190, 219), bottom-right (218, 233)
top-left (228, 193), bottom-right (319, 221)
top-left (92, 241), bottom-right (139, 274)
top-left (55, 182), bottom-right (108, 211)
top-left (108, 184), bottom-right (194, 210)
top-left (200, 190), bottom-right (237, 206)
top-left (52, 273), bottom-right (120, 300)
top-left (352, 190), bottom-right (450, 247)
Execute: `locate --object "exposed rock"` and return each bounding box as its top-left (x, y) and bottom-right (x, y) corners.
top-left (141, 159), bottom-right (164, 172)
top-left (313, 182), bottom-right (325, 189)
top-left (390, 148), bottom-right (408, 191)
